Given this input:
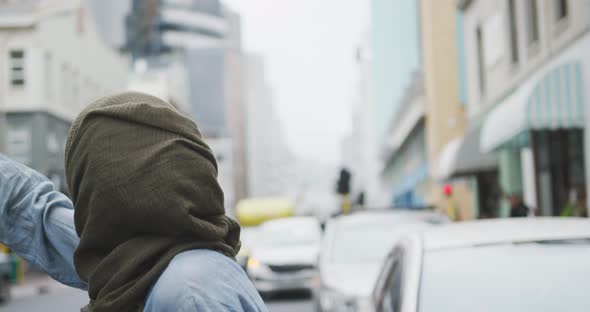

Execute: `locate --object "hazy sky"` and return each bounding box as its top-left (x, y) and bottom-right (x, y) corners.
top-left (224, 0), bottom-right (369, 164)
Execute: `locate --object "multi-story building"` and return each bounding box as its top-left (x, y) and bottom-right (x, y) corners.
top-left (422, 0), bottom-right (495, 220)
top-left (459, 0), bottom-right (589, 217)
top-left (243, 53), bottom-right (293, 198)
top-left (125, 0), bottom-right (249, 209)
top-left (224, 9), bottom-right (248, 201)
top-left (341, 36), bottom-right (377, 206)
top-left (372, 0), bottom-right (491, 218)
top-left (0, 0), bottom-right (128, 192)
top-left (380, 73), bottom-right (430, 209)
top-left (86, 0), bottom-right (130, 49)
top-left (126, 0), bottom-right (228, 136)
top-left (371, 0), bottom-right (424, 207)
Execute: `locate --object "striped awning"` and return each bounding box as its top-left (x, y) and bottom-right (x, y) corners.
top-left (481, 61), bottom-right (585, 152)
top-left (527, 62), bottom-right (585, 129)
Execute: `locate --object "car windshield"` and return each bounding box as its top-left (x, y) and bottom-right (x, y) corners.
top-left (419, 240), bottom-right (590, 312)
top-left (258, 219), bottom-right (320, 246)
top-left (330, 219), bottom-right (428, 264)
top-left (240, 227), bottom-right (259, 249)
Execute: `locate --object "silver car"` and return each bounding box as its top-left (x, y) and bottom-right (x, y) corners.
top-left (372, 217), bottom-right (590, 312)
top-left (246, 217), bottom-right (322, 296)
top-left (316, 210), bottom-right (447, 312)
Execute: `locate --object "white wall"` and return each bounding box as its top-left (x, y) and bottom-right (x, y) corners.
top-left (208, 137), bottom-right (236, 216)
top-left (243, 53), bottom-right (293, 198)
top-left (463, 0), bottom-right (590, 121)
top-left (0, 0), bottom-right (129, 122)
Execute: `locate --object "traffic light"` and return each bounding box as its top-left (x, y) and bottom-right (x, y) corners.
top-left (336, 168), bottom-right (351, 194)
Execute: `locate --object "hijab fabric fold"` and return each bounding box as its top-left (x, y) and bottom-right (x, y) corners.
top-left (65, 92), bottom-right (241, 312)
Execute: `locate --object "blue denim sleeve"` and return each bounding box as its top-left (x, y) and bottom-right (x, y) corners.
top-left (0, 154), bottom-right (87, 290)
top-left (144, 249), bottom-right (268, 312)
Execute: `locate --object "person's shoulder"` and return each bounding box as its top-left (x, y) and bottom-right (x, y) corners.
top-left (145, 249), bottom-right (267, 312)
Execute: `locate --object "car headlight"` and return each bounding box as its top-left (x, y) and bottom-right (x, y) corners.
top-left (247, 257), bottom-right (261, 270)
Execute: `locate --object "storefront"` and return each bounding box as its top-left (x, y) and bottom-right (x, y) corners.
top-left (437, 126), bottom-right (499, 218)
top-left (532, 129), bottom-right (586, 216)
top-left (481, 56), bottom-right (587, 216)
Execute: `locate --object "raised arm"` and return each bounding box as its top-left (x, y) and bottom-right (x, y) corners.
top-left (0, 154), bottom-right (87, 290)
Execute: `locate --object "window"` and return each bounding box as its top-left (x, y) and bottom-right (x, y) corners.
top-left (556, 0), bottom-right (568, 21)
top-left (8, 50), bottom-right (25, 87)
top-left (526, 0), bottom-right (540, 45)
top-left (508, 0), bottom-right (519, 64)
top-left (380, 258), bottom-right (403, 312)
top-left (476, 26), bottom-right (486, 96)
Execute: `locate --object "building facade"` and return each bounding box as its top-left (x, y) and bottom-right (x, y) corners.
top-left (459, 0), bottom-right (589, 216)
top-left (341, 35), bottom-right (379, 206)
top-left (380, 74), bottom-right (430, 209)
top-left (125, 0), bottom-right (249, 208)
top-left (243, 53), bottom-right (293, 198)
top-left (371, 0), bottom-right (424, 207)
top-left (421, 0), bottom-right (487, 220)
top-left (0, 0), bottom-right (128, 192)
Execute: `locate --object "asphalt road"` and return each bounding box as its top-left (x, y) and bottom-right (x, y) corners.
top-left (265, 292), bottom-right (314, 312)
top-left (0, 288), bottom-right (314, 312)
top-left (0, 287), bottom-right (88, 312)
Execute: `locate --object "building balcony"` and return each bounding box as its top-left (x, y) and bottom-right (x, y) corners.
top-left (160, 7), bottom-right (227, 38)
top-left (381, 72), bottom-right (425, 162)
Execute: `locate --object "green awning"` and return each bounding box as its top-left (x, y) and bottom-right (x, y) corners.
top-left (481, 62), bottom-right (585, 152)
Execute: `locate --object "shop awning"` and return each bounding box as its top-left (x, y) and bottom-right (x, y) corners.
top-left (481, 62), bottom-right (585, 152)
top-left (437, 127), bottom-right (497, 181)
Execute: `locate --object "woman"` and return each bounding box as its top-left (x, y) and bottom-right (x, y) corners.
top-left (0, 92), bottom-right (267, 312)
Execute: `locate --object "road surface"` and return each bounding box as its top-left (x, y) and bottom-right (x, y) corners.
top-left (0, 287), bottom-right (313, 312)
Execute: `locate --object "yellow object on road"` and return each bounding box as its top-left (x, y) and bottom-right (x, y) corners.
top-left (341, 194), bottom-right (351, 215)
top-left (236, 198), bottom-right (294, 226)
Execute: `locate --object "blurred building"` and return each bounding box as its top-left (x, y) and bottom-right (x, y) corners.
top-left (0, 0), bottom-right (128, 192)
top-left (341, 34), bottom-right (380, 207)
top-left (127, 56), bottom-right (191, 113)
top-left (224, 9), bottom-right (248, 201)
top-left (380, 73), bottom-right (430, 209)
top-left (371, 0), bottom-right (427, 208)
top-left (420, 0), bottom-right (488, 220)
top-left (243, 53), bottom-right (293, 198)
top-left (85, 0), bottom-right (130, 49)
top-left (458, 0), bottom-right (589, 217)
top-left (124, 0), bottom-right (249, 210)
top-left (125, 0), bottom-right (228, 136)
top-left (208, 137), bottom-right (236, 217)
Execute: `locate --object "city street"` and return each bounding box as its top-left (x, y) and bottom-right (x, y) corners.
top-left (0, 287), bottom-right (314, 312)
top-left (0, 288), bottom-right (87, 312)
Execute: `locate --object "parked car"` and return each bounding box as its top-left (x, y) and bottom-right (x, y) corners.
top-left (315, 210), bottom-right (447, 312)
top-left (372, 218), bottom-right (590, 312)
top-left (246, 216), bottom-right (322, 297)
top-left (236, 226), bottom-right (260, 271)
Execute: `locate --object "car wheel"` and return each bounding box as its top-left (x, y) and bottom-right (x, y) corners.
top-left (259, 291), bottom-right (273, 301)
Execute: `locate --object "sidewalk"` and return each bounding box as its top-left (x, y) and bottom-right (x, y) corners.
top-left (10, 275), bottom-right (70, 300)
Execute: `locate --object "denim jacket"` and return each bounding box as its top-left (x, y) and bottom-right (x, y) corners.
top-left (0, 154), bottom-right (267, 312)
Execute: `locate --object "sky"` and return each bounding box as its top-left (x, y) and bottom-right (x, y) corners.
top-left (224, 0), bottom-right (369, 165)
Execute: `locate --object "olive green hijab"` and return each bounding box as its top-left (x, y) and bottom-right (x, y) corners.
top-left (65, 92), bottom-right (241, 311)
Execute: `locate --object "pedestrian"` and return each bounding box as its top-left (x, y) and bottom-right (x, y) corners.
top-left (507, 193), bottom-right (529, 217)
top-left (0, 92), bottom-right (267, 312)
